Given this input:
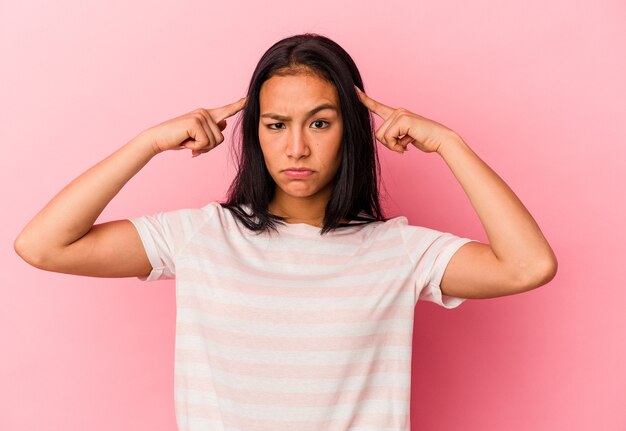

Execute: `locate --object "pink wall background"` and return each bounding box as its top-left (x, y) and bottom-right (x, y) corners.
top-left (2, 1), bottom-right (625, 430)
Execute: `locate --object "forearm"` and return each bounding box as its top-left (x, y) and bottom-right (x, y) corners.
top-left (15, 132), bottom-right (157, 256)
top-left (436, 134), bottom-right (557, 284)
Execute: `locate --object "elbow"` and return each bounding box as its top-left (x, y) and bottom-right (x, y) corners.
top-left (519, 253), bottom-right (558, 291)
top-left (14, 232), bottom-right (35, 266)
top-left (14, 232), bottom-right (51, 270)
top-left (539, 249), bottom-right (558, 285)
top-left (14, 232), bottom-right (28, 261)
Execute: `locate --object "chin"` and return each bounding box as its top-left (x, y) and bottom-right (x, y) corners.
top-left (277, 182), bottom-right (324, 198)
top-left (283, 188), bottom-right (319, 198)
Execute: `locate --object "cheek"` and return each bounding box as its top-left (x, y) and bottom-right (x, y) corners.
top-left (317, 145), bottom-right (342, 172)
top-left (328, 129), bottom-right (343, 165)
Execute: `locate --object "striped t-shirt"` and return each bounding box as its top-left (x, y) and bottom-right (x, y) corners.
top-left (128, 201), bottom-right (475, 431)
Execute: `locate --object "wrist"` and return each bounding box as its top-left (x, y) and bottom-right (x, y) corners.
top-left (131, 130), bottom-right (162, 158)
top-left (436, 132), bottom-right (467, 157)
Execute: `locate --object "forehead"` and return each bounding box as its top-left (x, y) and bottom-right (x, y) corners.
top-left (259, 73), bottom-right (339, 111)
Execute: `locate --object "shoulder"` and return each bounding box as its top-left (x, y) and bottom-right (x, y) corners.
top-left (371, 215), bottom-right (470, 256)
top-left (139, 201), bottom-right (225, 233)
top-left (200, 200), bottom-right (223, 217)
top-left (199, 201), bottom-right (254, 234)
top-left (199, 201), bottom-right (234, 226)
top-left (368, 214), bottom-right (412, 236)
top-left (341, 214), bottom-right (412, 243)
top-left (379, 214), bottom-right (459, 239)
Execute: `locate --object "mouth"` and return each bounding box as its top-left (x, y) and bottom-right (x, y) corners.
top-left (282, 168), bottom-right (314, 178)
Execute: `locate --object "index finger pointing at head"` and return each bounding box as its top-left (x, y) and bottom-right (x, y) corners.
top-left (211, 96), bottom-right (247, 122)
top-left (354, 86), bottom-right (393, 119)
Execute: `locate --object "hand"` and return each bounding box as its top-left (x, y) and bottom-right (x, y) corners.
top-left (141, 96), bottom-right (247, 157)
top-left (355, 86), bottom-right (458, 154)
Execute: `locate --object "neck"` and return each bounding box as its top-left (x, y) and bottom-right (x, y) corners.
top-left (268, 188), bottom-right (332, 228)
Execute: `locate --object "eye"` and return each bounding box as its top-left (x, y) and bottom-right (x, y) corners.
top-left (311, 120), bottom-right (329, 129)
top-left (267, 123), bottom-right (285, 130)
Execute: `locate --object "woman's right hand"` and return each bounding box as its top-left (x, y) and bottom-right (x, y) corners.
top-left (142, 96), bottom-right (247, 157)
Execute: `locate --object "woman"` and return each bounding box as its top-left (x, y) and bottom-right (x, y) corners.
top-left (15, 33), bottom-right (557, 430)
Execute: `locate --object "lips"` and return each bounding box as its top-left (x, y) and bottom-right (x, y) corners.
top-left (283, 168), bottom-right (314, 178)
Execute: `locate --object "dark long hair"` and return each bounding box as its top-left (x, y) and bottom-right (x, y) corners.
top-left (221, 33), bottom-right (387, 235)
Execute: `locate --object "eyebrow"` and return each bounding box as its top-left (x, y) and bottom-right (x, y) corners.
top-left (260, 103), bottom-right (338, 121)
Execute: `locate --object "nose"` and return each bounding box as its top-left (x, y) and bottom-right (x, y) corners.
top-left (285, 128), bottom-right (310, 159)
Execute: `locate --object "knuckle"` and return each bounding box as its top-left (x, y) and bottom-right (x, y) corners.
top-left (207, 113), bottom-right (218, 124)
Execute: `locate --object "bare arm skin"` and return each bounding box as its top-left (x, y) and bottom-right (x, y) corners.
top-left (14, 98), bottom-right (247, 278)
top-left (15, 135), bottom-right (157, 278)
top-left (355, 86), bottom-right (557, 299)
top-left (435, 135), bottom-right (558, 299)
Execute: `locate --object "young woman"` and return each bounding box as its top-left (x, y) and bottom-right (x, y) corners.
top-left (15, 33), bottom-right (557, 430)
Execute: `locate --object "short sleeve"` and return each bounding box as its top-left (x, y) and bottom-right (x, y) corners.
top-left (398, 217), bottom-right (478, 309)
top-left (127, 205), bottom-right (211, 282)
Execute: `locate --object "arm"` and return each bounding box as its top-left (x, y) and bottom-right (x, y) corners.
top-left (436, 135), bottom-right (558, 299)
top-left (354, 86), bottom-right (557, 299)
top-left (14, 133), bottom-right (158, 278)
top-left (14, 98), bottom-right (246, 278)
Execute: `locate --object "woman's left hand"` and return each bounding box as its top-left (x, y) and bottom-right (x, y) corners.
top-left (355, 85), bottom-right (459, 154)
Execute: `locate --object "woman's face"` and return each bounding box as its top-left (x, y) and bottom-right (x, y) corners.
top-left (258, 72), bottom-right (343, 202)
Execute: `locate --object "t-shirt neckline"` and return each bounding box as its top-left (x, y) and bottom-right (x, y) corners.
top-left (276, 219), bottom-right (368, 237)
top-left (233, 203), bottom-right (372, 237)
